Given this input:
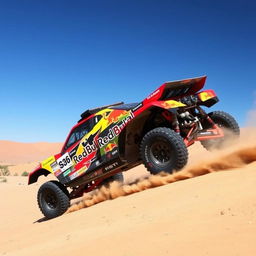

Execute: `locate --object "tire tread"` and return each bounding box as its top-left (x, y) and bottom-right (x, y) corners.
top-left (37, 180), bottom-right (70, 219)
top-left (140, 127), bottom-right (188, 174)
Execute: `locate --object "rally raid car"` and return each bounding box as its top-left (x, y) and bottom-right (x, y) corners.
top-left (29, 76), bottom-right (239, 219)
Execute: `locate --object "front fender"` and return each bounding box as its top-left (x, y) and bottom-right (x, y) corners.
top-left (28, 166), bottom-right (51, 185)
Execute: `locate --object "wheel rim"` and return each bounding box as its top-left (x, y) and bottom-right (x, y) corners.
top-left (149, 138), bottom-right (172, 166)
top-left (43, 189), bottom-right (58, 209)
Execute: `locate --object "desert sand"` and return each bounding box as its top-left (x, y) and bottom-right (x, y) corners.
top-left (1, 129), bottom-right (256, 256)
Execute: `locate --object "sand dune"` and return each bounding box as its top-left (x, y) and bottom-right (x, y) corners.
top-left (0, 128), bottom-right (256, 255)
top-left (0, 140), bottom-right (62, 164)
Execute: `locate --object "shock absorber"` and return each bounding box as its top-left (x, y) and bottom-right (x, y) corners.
top-left (196, 106), bottom-right (218, 129)
top-left (172, 114), bottom-right (180, 133)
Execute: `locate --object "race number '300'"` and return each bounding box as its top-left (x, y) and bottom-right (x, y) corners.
top-left (57, 152), bottom-right (73, 171)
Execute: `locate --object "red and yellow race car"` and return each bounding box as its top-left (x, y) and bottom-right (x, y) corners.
top-left (29, 76), bottom-right (239, 219)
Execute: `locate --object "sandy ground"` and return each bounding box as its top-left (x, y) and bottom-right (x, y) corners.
top-left (1, 129), bottom-right (256, 256)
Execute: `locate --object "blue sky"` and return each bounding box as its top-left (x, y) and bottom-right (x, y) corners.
top-left (0, 0), bottom-right (255, 142)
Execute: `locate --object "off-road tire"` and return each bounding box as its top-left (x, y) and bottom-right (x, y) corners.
top-left (140, 127), bottom-right (188, 175)
top-left (37, 180), bottom-right (70, 219)
top-left (201, 111), bottom-right (240, 151)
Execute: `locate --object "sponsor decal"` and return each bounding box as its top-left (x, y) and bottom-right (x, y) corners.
top-left (198, 91), bottom-right (215, 102)
top-left (147, 89), bottom-right (160, 100)
top-left (73, 125), bottom-right (121, 164)
top-left (161, 100), bottom-right (185, 109)
top-left (78, 167), bottom-right (87, 175)
top-left (111, 149), bottom-right (118, 156)
top-left (104, 143), bottom-right (117, 153)
top-left (50, 161), bottom-right (59, 172)
top-left (119, 112), bottom-right (135, 129)
top-left (104, 110), bottom-right (128, 126)
top-left (104, 161), bottom-right (119, 172)
top-left (64, 111), bottom-right (135, 181)
top-left (54, 169), bottom-right (62, 176)
top-left (70, 171), bottom-right (79, 180)
top-left (69, 146), bottom-right (78, 159)
top-left (63, 168), bottom-right (72, 177)
top-left (97, 125), bottom-right (121, 147)
top-left (132, 103), bottom-right (143, 112)
top-left (50, 161), bottom-right (62, 176)
top-left (42, 156), bottom-right (55, 167)
top-left (73, 111), bottom-right (135, 165)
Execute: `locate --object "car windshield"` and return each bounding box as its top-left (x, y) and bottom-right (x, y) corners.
top-left (63, 115), bottom-right (102, 152)
top-left (64, 122), bottom-right (90, 150)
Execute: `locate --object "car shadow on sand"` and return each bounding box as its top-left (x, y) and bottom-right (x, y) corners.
top-left (33, 217), bottom-right (48, 223)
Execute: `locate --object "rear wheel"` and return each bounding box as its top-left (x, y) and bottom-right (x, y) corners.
top-left (201, 111), bottom-right (240, 151)
top-left (140, 127), bottom-right (188, 175)
top-left (37, 180), bottom-right (70, 219)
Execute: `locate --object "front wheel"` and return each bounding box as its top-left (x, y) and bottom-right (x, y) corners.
top-left (37, 180), bottom-right (70, 219)
top-left (140, 127), bottom-right (188, 175)
top-left (201, 111), bottom-right (240, 151)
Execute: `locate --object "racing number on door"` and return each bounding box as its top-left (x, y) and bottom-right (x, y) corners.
top-left (59, 156), bottom-right (70, 168)
top-left (57, 152), bottom-right (73, 171)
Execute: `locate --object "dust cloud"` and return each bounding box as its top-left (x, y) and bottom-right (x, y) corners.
top-left (68, 139), bottom-right (256, 214)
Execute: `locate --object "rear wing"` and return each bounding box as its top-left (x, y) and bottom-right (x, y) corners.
top-left (143, 76), bottom-right (207, 105)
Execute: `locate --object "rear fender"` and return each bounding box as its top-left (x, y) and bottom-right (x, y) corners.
top-left (124, 104), bottom-right (179, 141)
top-left (118, 104), bottom-right (182, 162)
